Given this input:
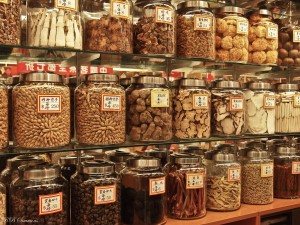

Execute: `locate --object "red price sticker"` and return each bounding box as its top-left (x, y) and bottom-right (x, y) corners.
top-left (149, 177), bottom-right (166, 196)
top-left (193, 94), bottom-right (209, 109)
top-left (261, 163), bottom-right (274, 177)
top-left (237, 20), bottom-right (248, 35)
top-left (194, 15), bottom-right (212, 31)
top-left (94, 184), bottom-right (116, 205)
top-left (186, 173), bottom-right (204, 189)
top-left (55, 0), bottom-right (78, 11)
top-left (39, 192), bottom-right (63, 215)
top-left (230, 97), bottom-right (244, 111)
top-left (111, 0), bottom-right (130, 19)
top-left (37, 95), bottom-right (62, 114)
top-left (228, 167), bottom-right (241, 182)
top-left (292, 162), bottom-right (300, 174)
top-left (293, 30), bottom-right (300, 43)
top-left (101, 94), bottom-right (122, 111)
top-left (155, 6), bottom-right (173, 24)
top-left (266, 26), bottom-right (278, 39)
top-left (264, 95), bottom-right (275, 109)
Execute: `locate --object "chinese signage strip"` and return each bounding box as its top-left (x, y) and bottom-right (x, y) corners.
top-left (39, 192), bottom-right (63, 215)
top-left (155, 6), bottom-right (173, 25)
top-left (55, 0), bottom-right (78, 12)
top-left (111, 0), bottom-right (130, 19)
top-left (149, 177), bottom-right (166, 196)
top-left (261, 163), bottom-right (274, 177)
top-left (194, 15), bottom-right (212, 31)
top-left (37, 95), bottom-right (62, 114)
top-left (101, 94), bottom-right (122, 111)
top-left (193, 94), bottom-right (209, 109)
top-left (227, 167), bottom-right (241, 182)
top-left (94, 184), bottom-right (117, 205)
top-left (151, 90), bottom-right (170, 108)
top-left (186, 173), bottom-right (204, 189)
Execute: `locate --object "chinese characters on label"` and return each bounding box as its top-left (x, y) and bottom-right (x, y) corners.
top-left (94, 185), bottom-right (116, 205)
top-left (193, 94), bottom-right (209, 109)
top-left (155, 7), bottom-right (173, 24)
top-left (267, 27), bottom-right (278, 39)
top-left (264, 96), bottom-right (276, 109)
top-left (149, 177), bottom-right (166, 196)
top-left (55, 0), bottom-right (77, 11)
top-left (228, 167), bottom-right (241, 182)
top-left (186, 173), bottom-right (204, 189)
top-left (111, 0), bottom-right (129, 19)
top-left (194, 15), bottom-right (211, 31)
top-left (37, 95), bottom-right (62, 113)
top-left (294, 95), bottom-right (300, 108)
top-left (261, 163), bottom-right (274, 177)
top-left (293, 30), bottom-right (300, 43)
top-left (101, 94), bottom-right (121, 111)
top-left (151, 90), bottom-right (169, 107)
top-left (292, 162), bottom-right (300, 174)
top-left (237, 21), bottom-right (248, 35)
top-left (39, 192), bottom-right (62, 215)
top-left (230, 97), bottom-right (244, 111)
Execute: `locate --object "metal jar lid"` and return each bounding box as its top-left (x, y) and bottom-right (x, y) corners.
top-left (105, 150), bottom-right (137, 163)
top-left (126, 156), bottom-right (161, 168)
top-left (183, 146), bottom-right (205, 156)
top-left (277, 83), bottom-right (299, 91)
top-left (246, 149), bottom-right (269, 159)
top-left (20, 72), bottom-right (64, 83)
top-left (120, 78), bottom-right (131, 87)
top-left (218, 6), bottom-right (245, 15)
top-left (215, 80), bottom-right (240, 89)
top-left (177, 0), bottom-right (209, 10)
top-left (86, 74), bottom-right (119, 82)
top-left (248, 82), bottom-right (273, 90)
top-left (275, 146), bottom-right (297, 155)
top-left (212, 152), bottom-right (236, 162)
top-left (170, 153), bottom-right (201, 165)
top-left (137, 76), bottom-right (167, 85)
top-left (19, 163), bottom-right (61, 180)
top-left (59, 154), bottom-right (95, 166)
top-left (248, 9), bottom-right (272, 17)
top-left (180, 78), bottom-right (206, 88)
top-left (79, 160), bottom-right (115, 175)
top-left (6, 155), bottom-right (45, 170)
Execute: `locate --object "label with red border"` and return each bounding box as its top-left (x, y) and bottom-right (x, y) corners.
top-left (293, 30), bottom-right (300, 43)
top-left (194, 15), bottom-right (212, 31)
top-left (155, 6), bottom-right (173, 24)
top-left (94, 184), bottom-right (116, 205)
top-left (37, 95), bottom-right (62, 114)
top-left (263, 95), bottom-right (276, 109)
top-left (229, 96), bottom-right (244, 111)
top-left (111, 0), bottom-right (130, 19)
top-left (55, 0), bottom-right (78, 11)
top-left (193, 94), bottom-right (209, 109)
top-left (149, 177), bottom-right (165, 196)
top-left (237, 20), bottom-right (248, 35)
top-left (266, 26), bottom-right (278, 39)
top-left (292, 162), bottom-right (300, 174)
top-left (186, 173), bottom-right (204, 189)
top-left (39, 192), bottom-right (63, 216)
top-left (101, 94), bottom-right (122, 111)
top-left (261, 163), bottom-right (274, 177)
top-left (228, 167), bottom-right (241, 182)
top-left (294, 95), bottom-right (300, 108)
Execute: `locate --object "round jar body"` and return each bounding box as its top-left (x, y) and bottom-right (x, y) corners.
top-left (75, 80), bottom-right (126, 145)
top-left (0, 84), bottom-right (8, 150)
top-left (82, 0), bottom-right (133, 53)
top-left (173, 86), bottom-right (211, 139)
top-left (0, 182), bottom-right (6, 225)
top-left (133, 0), bottom-right (176, 56)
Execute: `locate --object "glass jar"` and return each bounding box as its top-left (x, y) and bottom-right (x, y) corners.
top-left (176, 0), bottom-right (215, 59)
top-left (173, 78), bottom-right (211, 139)
top-left (10, 163), bottom-right (69, 224)
top-left (247, 10), bottom-right (278, 65)
top-left (82, 0), bottom-right (133, 53)
top-left (145, 147), bottom-right (169, 167)
top-left (206, 144), bottom-right (241, 211)
top-left (240, 146), bottom-right (274, 204)
top-left (276, 84), bottom-right (300, 133)
top-left (71, 160), bottom-right (120, 225)
top-left (245, 82), bottom-right (275, 134)
top-left (211, 81), bottom-right (245, 136)
top-left (127, 76), bottom-right (172, 141)
top-left (13, 72), bottom-right (71, 149)
top-left (121, 156), bottom-right (166, 225)
top-left (75, 73), bottom-right (126, 145)
top-left (133, 0), bottom-right (176, 56)
top-left (165, 153), bottom-right (206, 219)
top-left (216, 6), bottom-right (249, 63)
top-left (105, 149), bottom-right (137, 173)
top-left (273, 145), bottom-right (300, 198)
top-left (0, 83), bottom-right (8, 150)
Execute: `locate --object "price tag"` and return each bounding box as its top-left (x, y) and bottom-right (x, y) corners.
top-left (294, 95), bottom-right (300, 108)
top-left (293, 30), bottom-right (300, 43)
top-left (55, 0), bottom-right (78, 11)
top-left (186, 173), bottom-right (204, 189)
top-left (0, 0), bottom-right (8, 4)
top-left (237, 20), bottom-right (248, 35)
top-left (228, 167), bottom-right (241, 182)
top-left (292, 162), bottom-right (300, 174)
top-left (261, 163), bottom-right (274, 177)
top-left (229, 97), bottom-right (244, 111)
top-left (94, 184), bottom-right (116, 205)
top-left (39, 192), bottom-right (63, 215)
top-left (151, 90), bottom-right (169, 107)
top-left (101, 94), bottom-right (122, 111)
top-left (266, 27), bottom-right (278, 39)
top-left (264, 95), bottom-right (276, 109)
top-left (111, 0), bottom-right (130, 19)
top-left (149, 177), bottom-right (166, 196)
top-left (193, 94), bottom-right (209, 109)
top-left (155, 6), bottom-right (173, 24)
top-left (37, 95), bottom-right (62, 113)
top-left (194, 15), bottom-right (212, 31)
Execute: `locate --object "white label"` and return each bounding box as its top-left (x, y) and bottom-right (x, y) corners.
top-left (293, 30), bottom-right (300, 43)
top-left (230, 97), bottom-right (244, 111)
top-left (264, 96), bottom-right (276, 109)
top-left (111, 0), bottom-right (129, 19)
top-left (294, 95), bottom-right (300, 108)
top-left (101, 94), bottom-right (122, 111)
top-left (155, 7), bottom-right (173, 24)
top-left (149, 177), bottom-right (166, 195)
top-left (37, 95), bottom-right (62, 113)
top-left (261, 163), bottom-right (274, 177)
top-left (151, 90), bottom-right (169, 107)
top-left (0, 0), bottom-right (8, 3)
top-left (237, 21), bottom-right (248, 35)
top-left (228, 167), bottom-right (241, 181)
top-left (193, 94), bottom-right (209, 109)
top-left (194, 15), bottom-right (211, 31)
top-left (94, 185), bottom-right (116, 205)
top-left (55, 0), bottom-right (77, 11)
top-left (292, 162), bottom-right (300, 174)
top-left (186, 173), bottom-right (204, 189)
top-left (39, 192), bottom-right (62, 215)
top-left (267, 27), bottom-right (278, 39)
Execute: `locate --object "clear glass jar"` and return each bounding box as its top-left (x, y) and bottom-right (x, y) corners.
top-left (145, 147), bottom-right (169, 167)
top-left (206, 144), bottom-right (241, 211)
top-left (127, 76), bottom-right (172, 141)
top-left (133, 0), bottom-right (176, 56)
top-left (174, 78), bottom-right (211, 139)
top-left (245, 82), bottom-right (275, 134)
top-left (216, 6), bottom-right (249, 62)
top-left (211, 81), bottom-right (245, 136)
top-left (71, 160), bottom-right (120, 225)
top-left (121, 156), bottom-right (166, 225)
top-left (240, 145), bottom-right (274, 204)
top-left (13, 72), bottom-right (71, 149)
top-left (273, 145), bottom-right (300, 198)
top-left (0, 83), bottom-right (8, 150)
top-left (82, 0), bottom-right (133, 53)
top-left (75, 73), bottom-right (126, 145)
top-left (0, 182), bottom-right (6, 225)
top-left (176, 0), bottom-right (215, 59)
top-left (105, 149), bottom-right (137, 173)
top-left (276, 84), bottom-right (300, 133)
top-left (10, 163), bottom-right (69, 224)
top-left (165, 153), bottom-right (206, 219)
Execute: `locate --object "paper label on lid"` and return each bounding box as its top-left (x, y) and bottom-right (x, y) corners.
top-left (228, 167), bottom-right (241, 182)
top-left (264, 95), bottom-right (276, 109)
top-left (237, 20), bottom-right (248, 35)
top-left (55, 0), bottom-right (78, 11)
top-left (292, 162), bottom-right (300, 174)
top-left (261, 163), bottom-right (274, 177)
top-left (111, 0), bottom-right (130, 19)
top-left (293, 95), bottom-right (300, 108)
top-left (229, 97), bottom-right (244, 111)
top-left (37, 95), bottom-right (62, 113)
top-left (155, 6), bottom-right (173, 24)
top-left (186, 173), bottom-right (204, 189)
top-left (151, 90), bottom-right (169, 107)
top-left (101, 94), bottom-right (122, 111)
top-left (94, 184), bottom-right (116, 205)
top-left (266, 27), bottom-right (278, 39)
top-left (293, 30), bottom-right (300, 43)
top-left (194, 15), bottom-right (212, 31)
top-left (39, 192), bottom-right (62, 215)
top-left (149, 177), bottom-right (166, 195)
top-left (193, 94), bottom-right (209, 109)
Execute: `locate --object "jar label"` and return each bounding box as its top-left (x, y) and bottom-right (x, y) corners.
top-left (0, 0), bottom-right (8, 4)
top-left (266, 27), bottom-right (278, 39)
top-left (229, 97), bottom-right (244, 111)
top-left (264, 95), bottom-right (276, 109)
top-left (155, 6), bottom-right (173, 24)
top-left (149, 177), bottom-right (166, 196)
top-left (39, 192), bottom-right (63, 215)
top-left (37, 95), bottom-right (62, 113)
top-left (101, 94), bottom-right (122, 111)
top-left (261, 163), bottom-right (274, 177)
top-left (151, 90), bottom-right (169, 107)
top-left (186, 173), bottom-right (204, 189)
top-left (237, 20), bottom-right (248, 35)
top-left (293, 30), bottom-right (300, 43)
top-left (293, 95), bottom-right (300, 108)
top-left (55, 0), bottom-right (78, 11)
top-left (194, 15), bottom-right (212, 31)
top-left (193, 94), bottom-right (209, 109)
top-left (111, 0), bottom-right (130, 19)
top-left (94, 184), bottom-right (116, 205)
top-left (292, 162), bottom-right (300, 174)
top-left (228, 167), bottom-right (241, 182)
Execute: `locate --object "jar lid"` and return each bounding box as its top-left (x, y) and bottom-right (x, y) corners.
top-left (105, 150), bottom-right (137, 163)
top-left (248, 82), bottom-right (273, 90)
top-left (177, 0), bottom-right (209, 10)
top-left (20, 72), bottom-right (63, 83)
top-left (79, 160), bottom-right (115, 175)
top-left (5, 76), bottom-right (19, 85)
top-left (215, 80), bottom-right (240, 89)
top-left (277, 83), bottom-right (299, 91)
top-left (59, 154), bottom-right (95, 165)
top-left (6, 155), bottom-right (45, 169)
top-left (139, 72), bottom-right (163, 76)
top-left (170, 153), bottom-right (201, 164)
top-left (275, 146), bottom-right (297, 155)
top-left (86, 74), bottom-right (119, 82)
top-left (212, 144), bottom-right (237, 162)
top-left (218, 6), bottom-right (244, 15)
top-left (137, 76), bottom-right (167, 85)
top-left (183, 146), bottom-right (205, 156)
top-left (120, 78), bottom-right (131, 86)
top-left (145, 148), bottom-right (168, 159)
top-left (126, 156), bottom-right (161, 168)
top-left (20, 163), bottom-right (60, 180)
top-left (180, 78), bottom-right (206, 87)
top-left (241, 147), bottom-right (269, 159)
top-left (246, 141), bottom-right (266, 150)
top-left (248, 9), bottom-right (272, 17)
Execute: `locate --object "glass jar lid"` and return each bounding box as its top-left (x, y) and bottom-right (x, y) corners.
top-left (126, 156), bottom-right (161, 168)
top-left (241, 147), bottom-right (269, 159)
top-left (180, 78), bottom-right (206, 87)
top-left (105, 150), bottom-right (137, 163)
top-left (218, 6), bottom-right (244, 15)
top-left (19, 163), bottom-right (60, 180)
top-left (170, 153), bottom-right (201, 165)
top-left (215, 80), bottom-right (240, 89)
top-left (20, 72), bottom-right (63, 83)
top-left (145, 148), bottom-right (168, 159)
top-left (6, 155), bottom-right (45, 170)
top-left (211, 144), bottom-right (237, 162)
top-left (248, 82), bottom-right (273, 90)
top-left (86, 74), bottom-right (119, 82)
top-left (183, 146), bottom-right (205, 156)
top-left (137, 76), bottom-right (166, 85)
top-left (275, 145), bottom-right (297, 155)
top-left (79, 160), bottom-right (115, 175)
top-left (277, 83), bottom-right (299, 91)
top-left (120, 78), bottom-right (131, 86)
top-left (59, 154), bottom-right (95, 166)
top-left (177, 0), bottom-right (209, 10)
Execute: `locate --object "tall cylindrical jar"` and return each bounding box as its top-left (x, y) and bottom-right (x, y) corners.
top-left (173, 78), bottom-right (211, 139)
top-left (165, 153), bottom-right (206, 219)
top-left (176, 0), bottom-right (215, 59)
top-left (75, 73), bottom-right (126, 145)
top-left (13, 72), bottom-right (71, 149)
top-left (244, 82), bottom-right (275, 134)
top-left (82, 0), bottom-right (133, 53)
top-left (127, 76), bottom-right (172, 141)
top-left (105, 149), bottom-right (137, 173)
top-left (121, 156), bottom-right (166, 225)
top-left (0, 83), bottom-right (8, 150)
top-left (133, 0), bottom-right (176, 56)
top-left (211, 81), bottom-right (245, 136)
top-left (216, 6), bottom-right (249, 62)
top-left (71, 160), bottom-right (121, 225)
top-left (0, 182), bottom-right (6, 225)
top-left (276, 84), bottom-right (300, 133)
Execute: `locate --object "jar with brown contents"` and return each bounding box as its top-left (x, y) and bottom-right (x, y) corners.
top-left (13, 72), bottom-right (71, 149)
top-left (0, 83), bottom-right (8, 150)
